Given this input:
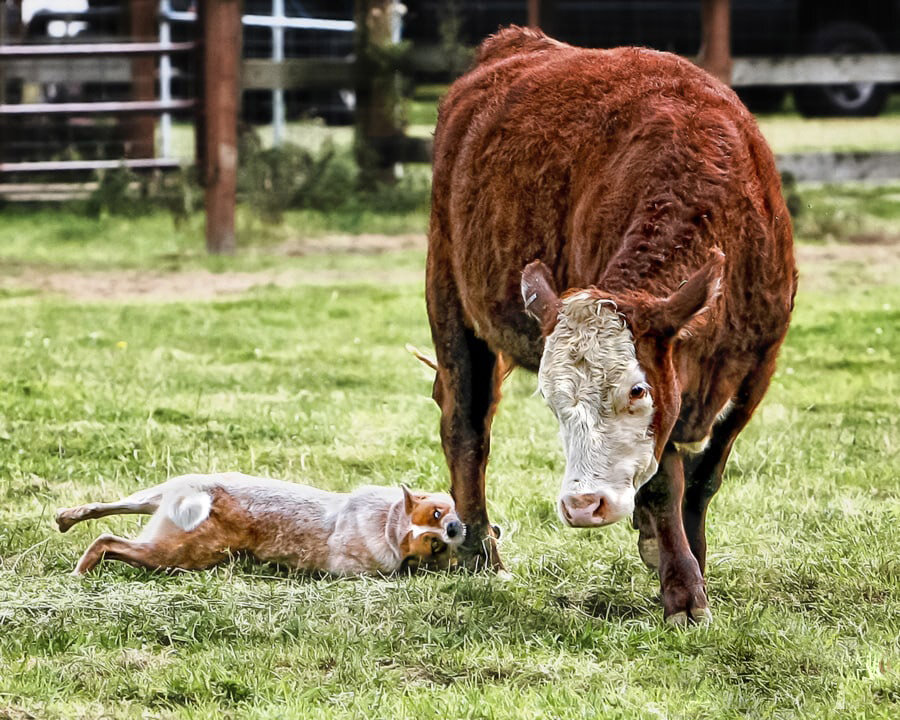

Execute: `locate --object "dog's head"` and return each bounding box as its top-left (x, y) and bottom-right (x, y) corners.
top-left (399, 485), bottom-right (465, 570)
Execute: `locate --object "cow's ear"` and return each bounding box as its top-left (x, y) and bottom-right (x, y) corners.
top-left (521, 260), bottom-right (561, 333)
top-left (642, 249), bottom-right (725, 338)
top-left (401, 484), bottom-right (415, 514)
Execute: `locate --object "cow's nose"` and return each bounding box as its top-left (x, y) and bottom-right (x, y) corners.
top-left (445, 520), bottom-right (462, 540)
top-left (558, 491), bottom-right (628, 528)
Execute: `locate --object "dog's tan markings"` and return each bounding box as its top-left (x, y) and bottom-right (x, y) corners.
top-left (62, 475), bottom-right (465, 576)
top-left (398, 486), bottom-right (460, 569)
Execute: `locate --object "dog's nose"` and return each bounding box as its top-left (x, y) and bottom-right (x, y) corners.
top-left (446, 520), bottom-right (462, 539)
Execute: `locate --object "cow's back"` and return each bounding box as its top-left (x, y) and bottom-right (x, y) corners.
top-left (428, 26), bottom-right (795, 371)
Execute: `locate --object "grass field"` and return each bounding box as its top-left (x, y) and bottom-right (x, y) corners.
top-left (0, 193), bottom-right (898, 719)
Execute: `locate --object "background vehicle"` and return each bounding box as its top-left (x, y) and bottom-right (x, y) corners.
top-left (404, 0), bottom-right (900, 116)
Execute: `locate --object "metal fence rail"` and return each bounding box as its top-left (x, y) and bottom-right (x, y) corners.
top-left (3, 2), bottom-right (900, 188)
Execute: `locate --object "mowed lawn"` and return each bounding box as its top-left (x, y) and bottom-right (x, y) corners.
top-left (0, 209), bottom-right (898, 719)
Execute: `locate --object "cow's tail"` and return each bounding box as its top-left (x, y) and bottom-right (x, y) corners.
top-left (405, 343), bottom-right (513, 382)
top-left (405, 344), bottom-right (438, 372)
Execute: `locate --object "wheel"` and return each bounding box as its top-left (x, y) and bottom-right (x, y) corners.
top-left (736, 87), bottom-right (787, 114)
top-left (794, 22), bottom-right (889, 117)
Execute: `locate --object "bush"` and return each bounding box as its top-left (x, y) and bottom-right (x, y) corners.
top-left (237, 129), bottom-right (429, 224)
top-left (79, 129), bottom-right (431, 228)
top-left (86, 166), bottom-right (142, 218)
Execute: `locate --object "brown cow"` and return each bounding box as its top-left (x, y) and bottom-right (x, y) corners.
top-left (425, 27), bottom-right (796, 623)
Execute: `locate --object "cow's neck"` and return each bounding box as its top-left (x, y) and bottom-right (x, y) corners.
top-left (580, 194), bottom-right (716, 298)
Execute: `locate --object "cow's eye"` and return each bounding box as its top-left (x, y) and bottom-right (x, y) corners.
top-left (433, 509), bottom-right (442, 520)
top-left (630, 384), bottom-right (649, 401)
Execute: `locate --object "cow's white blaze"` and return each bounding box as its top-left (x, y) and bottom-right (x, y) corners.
top-left (538, 293), bottom-right (657, 528)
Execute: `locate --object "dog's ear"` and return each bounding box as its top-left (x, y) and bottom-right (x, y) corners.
top-left (400, 484), bottom-right (415, 514)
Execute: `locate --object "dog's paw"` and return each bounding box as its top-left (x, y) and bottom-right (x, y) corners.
top-left (56, 508), bottom-right (77, 533)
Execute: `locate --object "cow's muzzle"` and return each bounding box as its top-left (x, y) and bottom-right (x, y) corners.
top-left (558, 489), bottom-right (634, 528)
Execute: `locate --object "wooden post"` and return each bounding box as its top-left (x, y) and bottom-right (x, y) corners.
top-left (527, 0), bottom-right (558, 36)
top-left (354, 0), bottom-right (404, 188)
top-left (128, 0), bottom-right (157, 158)
top-left (698, 0), bottom-right (732, 85)
top-left (527, 0), bottom-right (540, 28)
top-left (201, 0), bottom-right (241, 254)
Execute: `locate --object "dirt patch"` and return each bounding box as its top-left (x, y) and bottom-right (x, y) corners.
top-left (2, 266), bottom-right (426, 301)
top-left (0, 233), bottom-right (427, 301)
top-left (796, 240), bottom-right (900, 292)
top-left (275, 233), bottom-right (425, 256)
top-left (0, 234), bottom-right (896, 301)
top-left (846, 232), bottom-right (900, 246)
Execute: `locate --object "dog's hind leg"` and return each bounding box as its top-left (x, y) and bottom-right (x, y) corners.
top-left (56, 486), bottom-right (164, 533)
top-left (73, 519), bottom-right (229, 576)
top-left (72, 532), bottom-right (186, 575)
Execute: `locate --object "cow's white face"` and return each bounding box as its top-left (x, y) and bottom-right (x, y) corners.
top-left (538, 293), bottom-right (658, 528)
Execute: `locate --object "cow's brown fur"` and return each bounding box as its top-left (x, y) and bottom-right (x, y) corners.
top-left (426, 27), bottom-right (796, 619)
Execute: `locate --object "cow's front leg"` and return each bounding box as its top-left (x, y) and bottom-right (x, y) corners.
top-left (636, 447), bottom-right (710, 624)
top-left (431, 326), bottom-right (504, 572)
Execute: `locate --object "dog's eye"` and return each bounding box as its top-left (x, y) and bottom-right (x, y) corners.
top-left (433, 509), bottom-right (442, 520)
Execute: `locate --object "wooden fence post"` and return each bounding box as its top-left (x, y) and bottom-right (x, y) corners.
top-left (698, 0), bottom-right (732, 85)
top-left (354, 0), bottom-right (404, 188)
top-left (201, 0), bottom-right (241, 254)
top-left (527, 0), bottom-right (558, 35)
top-left (127, 0), bottom-right (157, 158)
top-left (527, 0), bottom-right (540, 27)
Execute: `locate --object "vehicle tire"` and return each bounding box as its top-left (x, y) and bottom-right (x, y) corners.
top-left (794, 22), bottom-right (889, 117)
top-left (736, 87), bottom-right (787, 114)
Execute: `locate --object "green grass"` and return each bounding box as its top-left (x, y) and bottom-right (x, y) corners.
top-left (0, 202), bottom-right (898, 718)
top-left (791, 183), bottom-right (900, 244)
top-left (3, 179), bottom-right (900, 274)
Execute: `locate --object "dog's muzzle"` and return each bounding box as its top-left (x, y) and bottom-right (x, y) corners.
top-left (445, 520), bottom-right (463, 541)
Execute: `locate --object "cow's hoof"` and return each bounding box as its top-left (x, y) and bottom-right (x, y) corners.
top-left (637, 535), bottom-right (660, 570)
top-left (456, 527), bottom-right (504, 572)
top-left (665, 605), bottom-right (713, 626)
top-left (662, 579), bottom-right (712, 626)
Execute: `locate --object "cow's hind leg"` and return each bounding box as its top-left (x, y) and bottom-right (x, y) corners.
top-left (683, 351), bottom-right (780, 573)
top-left (427, 288), bottom-right (504, 571)
top-left (633, 505), bottom-right (661, 571)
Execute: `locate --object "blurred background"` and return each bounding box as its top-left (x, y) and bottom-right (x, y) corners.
top-left (0, 0), bottom-right (899, 247)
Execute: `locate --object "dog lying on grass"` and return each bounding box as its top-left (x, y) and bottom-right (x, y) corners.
top-left (56, 473), bottom-right (465, 576)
